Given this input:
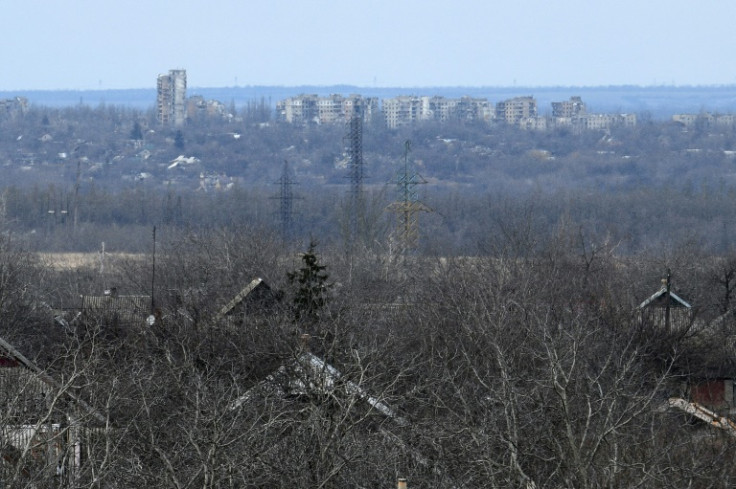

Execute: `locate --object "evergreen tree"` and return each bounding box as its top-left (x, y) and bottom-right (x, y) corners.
top-left (130, 121), bottom-right (143, 140)
top-left (174, 130), bottom-right (185, 150)
top-left (287, 240), bottom-right (330, 324)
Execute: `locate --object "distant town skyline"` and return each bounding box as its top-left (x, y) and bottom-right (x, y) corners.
top-left (2, 0), bottom-right (735, 91)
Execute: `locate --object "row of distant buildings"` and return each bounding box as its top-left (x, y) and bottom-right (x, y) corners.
top-left (149, 69), bottom-right (736, 133)
top-left (275, 93), bottom-right (637, 131)
top-left (672, 112), bottom-right (736, 129)
top-left (152, 69), bottom-right (635, 132)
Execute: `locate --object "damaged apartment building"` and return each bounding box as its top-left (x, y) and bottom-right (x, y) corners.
top-left (156, 69), bottom-right (187, 126)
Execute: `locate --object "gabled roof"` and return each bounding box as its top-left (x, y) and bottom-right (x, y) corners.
top-left (214, 278), bottom-right (280, 321)
top-left (638, 286), bottom-right (692, 309)
top-left (668, 397), bottom-right (736, 437)
top-left (229, 349), bottom-right (461, 483)
top-left (0, 336), bottom-right (105, 424)
top-left (230, 351), bottom-right (407, 426)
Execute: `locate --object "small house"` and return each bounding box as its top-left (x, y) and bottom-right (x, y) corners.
top-left (214, 278), bottom-right (282, 324)
top-left (80, 288), bottom-right (150, 328)
top-left (638, 274), bottom-right (692, 332)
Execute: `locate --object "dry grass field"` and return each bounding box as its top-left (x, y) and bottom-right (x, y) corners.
top-left (38, 252), bottom-right (147, 271)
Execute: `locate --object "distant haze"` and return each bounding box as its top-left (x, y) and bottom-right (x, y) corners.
top-left (2, 0), bottom-right (736, 91)
top-left (3, 86), bottom-right (736, 119)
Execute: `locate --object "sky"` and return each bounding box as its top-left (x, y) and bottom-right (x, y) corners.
top-left (2, 0), bottom-right (735, 91)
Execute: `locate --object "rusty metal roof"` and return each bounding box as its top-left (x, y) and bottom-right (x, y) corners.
top-left (81, 294), bottom-right (150, 323)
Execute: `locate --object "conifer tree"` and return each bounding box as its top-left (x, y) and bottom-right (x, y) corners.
top-left (130, 121), bottom-right (143, 140)
top-left (287, 240), bottom-right (330, 324)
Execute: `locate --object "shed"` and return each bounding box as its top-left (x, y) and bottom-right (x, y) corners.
top-left (80, 291), bottom-right (150, 326)
top-left (637, 274), bottom-right (692, 332)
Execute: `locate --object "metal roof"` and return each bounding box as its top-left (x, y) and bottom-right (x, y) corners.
top-left (230, 351), bottom-right (407, 426)
top-left (81, 294), bottom-right (149, 323)
top-left (638, 286), bottom-right (692, 309)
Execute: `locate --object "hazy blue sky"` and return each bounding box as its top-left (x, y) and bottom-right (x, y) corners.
top-left (2, 0), bottom-right (735, 90)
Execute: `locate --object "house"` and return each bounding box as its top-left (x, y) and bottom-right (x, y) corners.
top-left (639, 275), bottom-right (736, 419)
top-left (230, 341), bottom-right (407, 426)
top-left (80, 289), bottom-right (150, 327)
top-left (0, 335), bottom-right (105, 485)
top-left (214, 278), bottom-right (282, 323)
top-left (227, 336), bottom-right (461, 485)
top-left (637, 274), bottom-right (692, 332)
top-left (676, 306), bottom-right (736, 416)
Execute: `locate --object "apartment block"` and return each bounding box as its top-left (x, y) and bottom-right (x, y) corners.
top-left (186, 96), bottom-right (228, 121)
top-left (317, 95), bottom-right (343, 124)
top-left (276, 94), bottom-right (318, 124)
top-left (457, 97), bottom-right (493, 121)
top-left (277, 94), bottom-right (378, 125)
top-left (506, 95), bottom-right (637, 132)
top-left (381, 95), bottom-right (492, 128)
top-left (344, 94), bottom-right (379, 122)
top-left (576, 113), bottom-right (637, 130)
top-left (157, 69), bottom-right (187, 126)
top-left (382, 96), bottom-right (423, 128)
top-left (551, 96), bottom-right (586, 118)
top-left (520, 116), bottom-right (548, 131)
top-left (0, 96), bottom-right (28, 119)
top-left (495, 96), bottom-right (537, 125)
top-left (673, 113), bottom-right (736, 128)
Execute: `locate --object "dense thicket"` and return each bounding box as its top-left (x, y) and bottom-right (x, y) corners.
top-left (0, 222), bottom-right (735, 487)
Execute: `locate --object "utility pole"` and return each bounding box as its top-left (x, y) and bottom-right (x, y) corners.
top-left (151, 226), bottom-right (156, 314)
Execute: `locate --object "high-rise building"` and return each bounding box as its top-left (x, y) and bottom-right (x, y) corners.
top-left (157, 69), bottom-right (187, 126)
top-left (495, 96), bottom-right (537, 125)
top-left (552, 96), bottom-right (586, 118)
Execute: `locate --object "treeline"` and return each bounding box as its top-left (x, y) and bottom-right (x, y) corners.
top-left (2, 100), bottom-right (736, 259)
top-left (3, 179), bottom-right (736, 258)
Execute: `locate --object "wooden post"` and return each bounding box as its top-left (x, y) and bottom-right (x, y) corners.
top-left (398, 478), bottom-right (407, 489)
top-left (665, 268), bottom-right (671, 332)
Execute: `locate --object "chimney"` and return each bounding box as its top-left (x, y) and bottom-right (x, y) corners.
top-left (397, 478), bottom-right (407, 489)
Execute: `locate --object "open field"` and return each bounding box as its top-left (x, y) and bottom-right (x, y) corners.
top-left (38, 252), bottom-right (147, 271)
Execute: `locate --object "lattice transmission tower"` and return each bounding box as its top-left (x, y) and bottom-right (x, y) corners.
top-left (344, 106), bottom-right (364, 242)
top-left (389, 140), bottom-right (430, 255)
top-left (272, 160), bottom-right (301, 240)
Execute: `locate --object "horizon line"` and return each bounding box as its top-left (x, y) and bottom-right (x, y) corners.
top-left (3, 83), bottom-right (736, 93)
